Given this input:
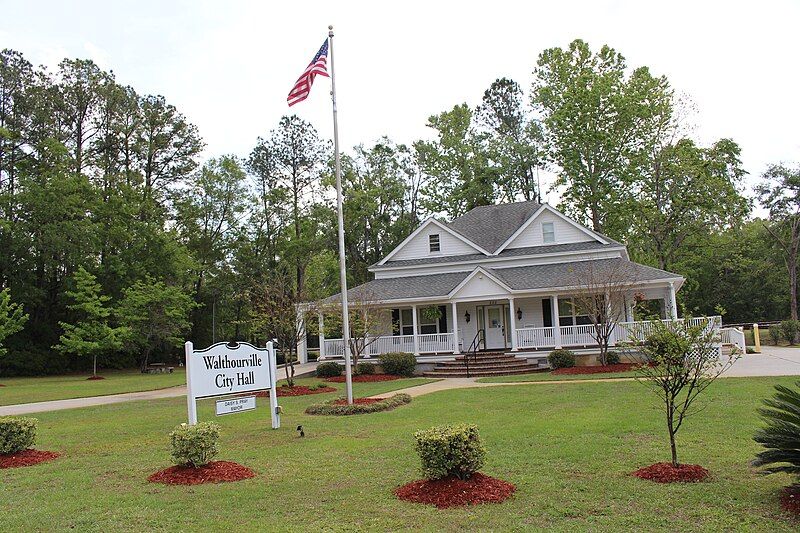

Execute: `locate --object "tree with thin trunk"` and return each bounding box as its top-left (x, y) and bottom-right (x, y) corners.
top-left (0, 287), bottom-right (28, 358)
top-left (321, 289), bottom-right (391, 369)
top-left (570, 260), bottom-right (638, 365)
top-left (756, 164), bottom-right (800, 320)
top-left (630, 318), bottom-right (738, 467)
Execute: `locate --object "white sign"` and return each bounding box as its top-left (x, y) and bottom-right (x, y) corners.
top-left (215, 396), bottom-right (256, 416)
top-left (184, 341), bottom-right (280, 429)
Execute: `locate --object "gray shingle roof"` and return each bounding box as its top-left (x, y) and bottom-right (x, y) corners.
top-left (446, 200), bottom-right (541, 253)
top-left (323, 259), bottom-right (681, 303)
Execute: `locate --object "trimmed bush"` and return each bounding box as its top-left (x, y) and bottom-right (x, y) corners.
top-left (305, 393), bottom-right (411, 416)
top-left (169, 422), bottom-right (220, 467)
top-left (413, 424), bottom-right (486, 480)
top-left (380, 352), bottom-right (416, 377)
top-left (780, 320), bottom-right (800, 345)
top-left (356, 362), bottom-right (375, 375)
top-left (548, 349), bottom-right (576, 369)
top-left (604, 351), bottom-right (621, 365)
top-left (768, 325), bottom-right (782, 346)
top-left (315, 361), bottom-right (342, 378)
top-left (0, 416), bottom-right (37, 455)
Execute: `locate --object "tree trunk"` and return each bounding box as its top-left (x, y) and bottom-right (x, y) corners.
top-left (789, 229), bottom-right (798, 321)
top-left (667, 408), bottom-right (678, 467)
top-left (93, 354), bottom-right (97, 377)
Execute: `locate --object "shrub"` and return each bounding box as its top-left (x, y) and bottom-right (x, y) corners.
top-left (753, 381), bottom-right (800, 483)
top-left (746, 346), bottom-right (756, 354)
top-left (768, 325), bottom-right (782, 346)
top-left (548, 349), bottom-right (576, 369)
top-left (413, 424), bottom-right (486, 480)
top-left (0, 416), bottom-right (37, 455)
top-left (380, 352), bottom-right (416, 376)
top-left (604, 350), bottom-right (621, 365)
top-left (169, 422), bottom-right (220, 467)
top-left (315, 361), bottom-right (342, 378)
top-left (780, 320), bottom-right (800, 345)
top-left (356, 362), bottom-right (375, 375)
top-left (305, 393), bottom-right (411, 416)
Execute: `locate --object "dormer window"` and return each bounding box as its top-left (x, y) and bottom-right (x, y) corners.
top-left (542, 222), bottom-right (555, 244)
top-left (429, 234), bottom-right (440, 252)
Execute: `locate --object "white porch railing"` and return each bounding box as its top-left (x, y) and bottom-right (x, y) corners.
top-left (516, 327), bottom-right (555, 349)
top-left (418, 333), bottom-right (455, 353)
top-left (321, 333), bottom-right (453, 358)
top-left (720, 326), bottom-right (746, 353)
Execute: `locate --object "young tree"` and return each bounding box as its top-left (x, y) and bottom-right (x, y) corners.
top-left (54, 267), bottom-right (125, 377)
top-left (756, 164), bottom-right (800, 319)
top-left (0, 287), bottom-right (28, 357)
top-left (570, 260), bottom-right (637, 365)
top-left (321, 288), bottom-right (391, 369)
top-left (116, 279), bottom-right (195, 371)
top-left (632, 319), bottom-right (737, 466)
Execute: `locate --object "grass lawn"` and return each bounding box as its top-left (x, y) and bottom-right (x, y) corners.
top-left (477, 370), bottom-right (637, 383)
top-left (0, 369), bottom-right (188, 406)
top-left (1, 377), bottom-right (797, 531)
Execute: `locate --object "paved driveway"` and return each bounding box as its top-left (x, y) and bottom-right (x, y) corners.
top-left (725, 345), bottom-right (800, 377)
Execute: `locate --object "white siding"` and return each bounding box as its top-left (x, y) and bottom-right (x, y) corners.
top-left (516, 297), bottom-right (546, 328)
top-left (451, 273), bottom-right (509, 300)
top-left (391, 224), bottom-right (479, 261)
top-left (506, 212), bottom-right (595, 249)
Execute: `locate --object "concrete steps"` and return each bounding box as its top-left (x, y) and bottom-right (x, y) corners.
top-left (423, 351), bottom-right (547, 378)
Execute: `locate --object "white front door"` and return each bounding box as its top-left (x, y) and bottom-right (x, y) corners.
top-left (484, 305), bottom-right (507, 350)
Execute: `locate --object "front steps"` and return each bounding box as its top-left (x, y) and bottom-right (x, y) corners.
top-left (422, 351), bottom-right (548, 378)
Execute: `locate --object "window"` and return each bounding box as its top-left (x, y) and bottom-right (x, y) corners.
top-left (558, 297), bottom-right (590, 326)
top-left (429, 233), bottom-right (440, 252)
top-left (419, 312), bottom-right (438, 334)
top-left (542, 222), bottom-right (555, 244)
top-left (400, 309), bottom-right (414, 335)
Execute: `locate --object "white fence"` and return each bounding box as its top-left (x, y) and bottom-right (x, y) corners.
top-left (321, 333), bottom-right (453, 359)
top-left (720, 327), bottom-right (746, 353)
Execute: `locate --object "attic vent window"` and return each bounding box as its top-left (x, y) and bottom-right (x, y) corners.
top-left (429, 234), bottom-right (441, 252)
top-left (542, 222), bottom-right (555, 244)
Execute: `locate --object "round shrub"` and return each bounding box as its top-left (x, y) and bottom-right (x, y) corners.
top-left (604, 351), bottom-right (621, 365)
top-left (169, 422), bottom-right (220, 467)
top-left (768, 325), bottom-right (782, 345)
top-left (548, 349), bottom-right (576, 369)
top-left (0, 416), bottom-right (37, 455)
top-left (316, 361), bottom-right (342, 378)
top-left (356, 362), bottom-right (375, 375)
top-left (780, 320), bottom-right (800, 345)
top-left (380, 352), bottom-right (416, 377)
top-left (413, 424), bottom-right (486, 480)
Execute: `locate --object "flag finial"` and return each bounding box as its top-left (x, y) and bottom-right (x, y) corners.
top-left (328, 25), bottom-right (334, 37)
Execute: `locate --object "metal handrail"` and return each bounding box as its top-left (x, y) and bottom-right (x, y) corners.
top-left (463, 329), bottom-right (485, 378)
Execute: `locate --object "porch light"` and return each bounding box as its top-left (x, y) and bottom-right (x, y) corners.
top-left (464, 311), bottom-right (471, 323)
top-left (517, 307), bottom-right (522, 321)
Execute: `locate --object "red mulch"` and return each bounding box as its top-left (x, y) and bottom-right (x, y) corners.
top-left (254, 385), bottom-right (337, 397)
top-left (631, 462), bottom-right (709, 483)
top-left (326, 374), bottom-right (401, 383)
top-left (781, 486), bottom-right (800, 516)
top-left (0, 449), bottom-right (60, 469)
top-left (395, 473), bottom-right (516, 509)
top-left (331, 397), bottom-right (382, 406)
top-left (86, 375), bottom-right (105, 380)
top-left (552, 363), bottom-right (640, 375)
top-left (148, 461), bottom-right (255, 485)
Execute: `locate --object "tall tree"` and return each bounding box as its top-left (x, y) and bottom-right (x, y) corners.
top-left (757, 164), bottom-right (800, 320)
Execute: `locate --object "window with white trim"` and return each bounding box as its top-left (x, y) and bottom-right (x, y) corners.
top-left (399, 309), bottom-right (414, 335)
top-left (429, 233), bottom-right (440, 252)
top-left (558, 297), bottom-right (591, 326)
top-left (542, 222), bottom-right (555, 244)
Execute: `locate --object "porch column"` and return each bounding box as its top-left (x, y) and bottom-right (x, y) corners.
top-left (451, 301), bottom-right (460, 354)
top-left (508, 297), bottom-right (519, 351)
top-left (318, 312), bottom-right (325, 360)
top-left (411, 304), bottom-right (420, 355)
top-left (624, 295), bottom-right (633, 322)
top-left (668, 282), bottom-right (678, 320)
top-left (551, 295), bottom-right (563, 349)
top-left (296, 306), bottom-right (308, 364)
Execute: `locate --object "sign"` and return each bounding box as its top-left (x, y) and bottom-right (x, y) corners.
top-left (215, 396), bottom-right (256, 416)
top-left (184, 341), bottom-right (280, 429)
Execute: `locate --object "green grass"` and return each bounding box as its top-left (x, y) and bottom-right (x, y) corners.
top-left (477, 370), bottom-right (637, 383)
top-left (0, 369), bottom-right (188, 406)
top-left (1, 377), bottom-right (797, 531)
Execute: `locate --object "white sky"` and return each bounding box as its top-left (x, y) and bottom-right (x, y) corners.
top-left (2, 0), bottom-right (799, 211)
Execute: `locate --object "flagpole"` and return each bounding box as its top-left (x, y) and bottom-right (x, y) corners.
top-left (328, 25), bottom-right (353, 405)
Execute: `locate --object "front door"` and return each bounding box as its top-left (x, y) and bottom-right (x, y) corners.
top-left (484, 305), bottom-right (507, 350)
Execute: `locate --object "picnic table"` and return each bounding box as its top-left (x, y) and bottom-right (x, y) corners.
top-left (144, 363), bottom-right (175, 374)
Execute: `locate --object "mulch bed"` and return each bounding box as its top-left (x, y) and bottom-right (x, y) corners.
top-left (395, 472), bottom-right (516, 509)
top-left (331, 397), bottom-right (382, 406)
top-left (553, 363), bottom-right (640, 375)
top-left (254, 385), bottom-right (336, 397)
top-left (781, 486), bottom-right (800, 517)
top-left (86, 376), bottom-right (105, 380)
top-left (0, 449), bottom-right (61, 469)
top-left (148, 461), bottom-right (255, 485)
top-left (631, 462), bottom-right (709, 483)
top-left (326, 374), bottom-right (401, 383)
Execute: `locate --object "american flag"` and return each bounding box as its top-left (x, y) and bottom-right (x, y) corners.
top-left (287, 39), bottom-right (330, 107)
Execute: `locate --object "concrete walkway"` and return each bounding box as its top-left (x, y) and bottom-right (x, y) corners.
top-left (0, 361), bottom-right (319, 416)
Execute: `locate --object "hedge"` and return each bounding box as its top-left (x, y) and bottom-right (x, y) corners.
top-left (305, 393), bottom-right (412, 416)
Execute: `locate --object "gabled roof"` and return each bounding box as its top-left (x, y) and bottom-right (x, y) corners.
top-left (446, 200), bottom-right (541, 254)
top-left (377, 217), bottom-right (490, 265)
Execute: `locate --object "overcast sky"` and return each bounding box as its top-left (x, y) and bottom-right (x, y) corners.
top-left (2, 0), bottom-right (798, 210)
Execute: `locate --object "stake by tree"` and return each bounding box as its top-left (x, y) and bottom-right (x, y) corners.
top-left (55, 267), bottom-right (126, 377)
top-left (632, 318), bottom-right (737, 466)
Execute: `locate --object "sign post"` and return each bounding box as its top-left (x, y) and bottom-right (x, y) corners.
top-left (184, 341), bottom-right (279, 429)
